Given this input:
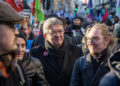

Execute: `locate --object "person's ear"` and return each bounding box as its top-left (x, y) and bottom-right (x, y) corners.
top-left (105, 37), bottom-right (110, 45)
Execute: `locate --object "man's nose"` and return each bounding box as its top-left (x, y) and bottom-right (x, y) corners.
top-left (14, 29), bottom-right (19, 35)
top-left (18, 46), bottom-right (22, 52)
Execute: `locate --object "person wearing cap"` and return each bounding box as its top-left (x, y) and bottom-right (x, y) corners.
top-left (16, 32), bottom-right (49, 86)
top-left (0, 1), bottom-right (30, 86)
top-left (65, 16), bottom-right (85, 47)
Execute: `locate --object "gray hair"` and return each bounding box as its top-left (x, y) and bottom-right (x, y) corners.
top-left (43, 17), bottom-right (63, 34)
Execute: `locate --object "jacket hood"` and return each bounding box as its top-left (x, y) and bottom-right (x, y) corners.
top-left (108, 49), bottom-right (120, 79)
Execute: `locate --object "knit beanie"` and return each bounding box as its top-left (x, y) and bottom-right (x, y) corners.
top-left (73, 16), bottom-right (83, 22)
top-left (17, 31), bottom-right (27, 46)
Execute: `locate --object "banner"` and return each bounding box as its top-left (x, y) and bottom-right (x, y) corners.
top-left (32, 0), bottom-right (45, 21)
top-left (87, 0), bottom-right (94, 20)
top-left (116, 0), bottom-right (120, 18)
top-left (6, 0), bottom-right (24, 12)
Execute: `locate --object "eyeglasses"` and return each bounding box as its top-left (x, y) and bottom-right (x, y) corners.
top-left (47, 30), bottom-right (64, 35)
top-left (87, 37), bottom-right (99, 43)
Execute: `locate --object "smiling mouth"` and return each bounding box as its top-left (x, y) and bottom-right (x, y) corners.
top-left (54, 38), bottom-right (60, 41)
top-left (17, 54), bottom-right (23, 56)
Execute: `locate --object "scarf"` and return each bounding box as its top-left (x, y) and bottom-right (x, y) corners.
top-left (0, 51), bottom-right (17, 78)
top-left (45, 39), bottom-right (68, 68)
top-left (0, 59), bottom-right (16, 78)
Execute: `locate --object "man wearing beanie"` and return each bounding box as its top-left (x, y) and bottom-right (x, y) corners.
top-left (65, 16), bottom-right (85, 47)
top-left (0, 1), bottom-right (30, 86)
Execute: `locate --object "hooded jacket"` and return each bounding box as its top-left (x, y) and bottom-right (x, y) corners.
top-left (99, 49), bottom-right (120, 86)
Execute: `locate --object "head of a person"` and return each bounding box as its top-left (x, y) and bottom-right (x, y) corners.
top-left (20, 23), bottom-right (31, 35)
top-left (24, 14), bottom-right (30, 22)
top-left (86, 23), bottom-right (114, 55)
top-left (114, 16), bottom-right (119, 24)
top-left (113, 23), bottom-right (120, 40)
top-left (16, 32), bottom-right (27, 61)
top-left (43, 17), bottom-right (64, 48)
top-left (73, 16), bottom-right (82, 26)
top-left (0, 1), bottom-right (24, 76)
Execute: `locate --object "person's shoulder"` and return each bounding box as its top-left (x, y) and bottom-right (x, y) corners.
top-left (74, 55), bottom-right (86, 70)
top-left (30, 56), bottom-right (39, 61)
top-left (30, 56), bottom-right (42, 66)
top-left (99, 71), bottom-right (120, 86)
top-left (30, 44), bottom-right (44, 57)
top-left (30, 44), bottom-right (43, 52)
top-left (69, 44), bottom-right (83, 52)
top-left (74, 54), bottom-right (87, 64)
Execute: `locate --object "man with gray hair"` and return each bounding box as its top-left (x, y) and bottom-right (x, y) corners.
top-left (30, 17), bottom-right (83, 86)
top-left (0, 1), bottom-right (30, 86)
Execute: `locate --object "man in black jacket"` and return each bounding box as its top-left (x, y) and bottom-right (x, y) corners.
top-left (30, 17), bottom-right (83, 86)
top-left (70, 23), bottom-right (114, 86)
top-left (0, 1), bottom-right (30, 86)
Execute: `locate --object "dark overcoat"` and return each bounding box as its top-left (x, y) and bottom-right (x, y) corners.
top-left (30, 40), bottom-right (83, 86)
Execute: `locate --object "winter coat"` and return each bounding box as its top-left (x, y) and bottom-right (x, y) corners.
top-left (99, 49), bottom-right (120, 86)
top-left (30, 39), bottom-right (83, 86)
top-left (70, 51), bottom-right (111, 86)
top-left (21, 53), bottom-right (49, 86)
top-left (65, 24), bottom-right (85, 46)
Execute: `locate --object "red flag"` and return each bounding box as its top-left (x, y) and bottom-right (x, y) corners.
top-left (85, 0), bottom-right (87, 4)
top-left (32, 0), bottom-right (36, 16)
top-left (6, 0), bottom-right (24, 12)
top-left (102, 8), bottom-right (108, 22)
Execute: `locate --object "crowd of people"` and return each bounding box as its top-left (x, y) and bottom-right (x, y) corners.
top-left (0, 1), bottom-right (120, 86)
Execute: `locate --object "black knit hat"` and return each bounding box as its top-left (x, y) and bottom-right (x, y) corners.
top-left (73, 16), bottom-right (83, 22)
top-left (17, 31), bottom-right (27, 46)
